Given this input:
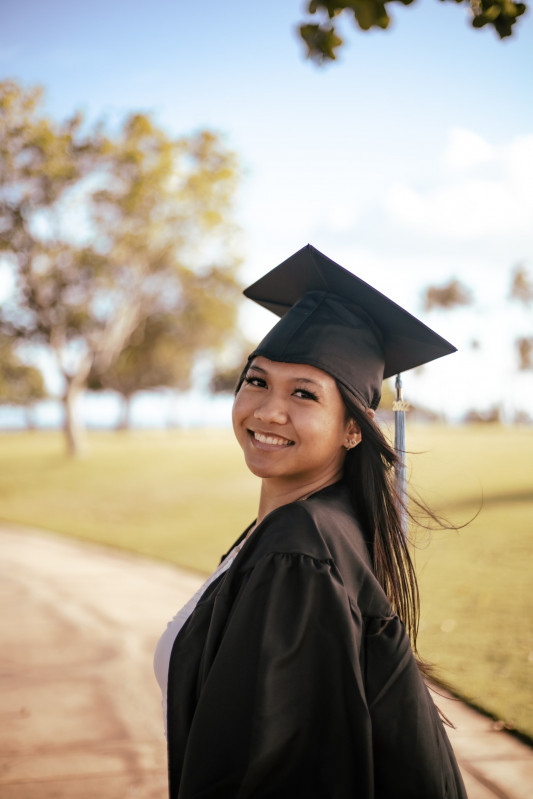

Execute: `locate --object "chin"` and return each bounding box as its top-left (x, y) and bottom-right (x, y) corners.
top-left (244, 460), bottom-right (275, 479)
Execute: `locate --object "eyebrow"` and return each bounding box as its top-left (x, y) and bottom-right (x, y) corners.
top-left (248, 365), bottom-right (323, 388)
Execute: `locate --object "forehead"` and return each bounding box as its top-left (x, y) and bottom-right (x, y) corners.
top-left (250, 356), bottom-right (336, 387)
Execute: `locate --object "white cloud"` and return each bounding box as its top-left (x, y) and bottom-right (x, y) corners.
top-left (446, 128), bottom-right (495, 170)
top-left (504, 134), bottom-right (533, 198)
top-left (385, 131), bottom-right (533, 239)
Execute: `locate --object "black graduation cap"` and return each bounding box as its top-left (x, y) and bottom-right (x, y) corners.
top-left (244, 244), bottom-right (456, 411)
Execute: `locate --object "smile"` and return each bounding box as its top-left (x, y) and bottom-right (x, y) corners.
top-left (250, 431), bottom-right (294, 447)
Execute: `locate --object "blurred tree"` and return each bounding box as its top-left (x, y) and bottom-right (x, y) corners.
top-left (509, 264), bottom-right (532, 371)
top-left (298, 0), bottom-right (527, 63)
top-left (0, 80), bottom-right (241, 455)
top-left (87, 314), bottom-right (188, 429)
top-left (209, 363), bottom-right (244, 395)
top-left (422, 278), bottom-right (473, 311)
top-left (86, 115), bottom-right (242, 428)
top-left (0, 338), bottom-right (47, 428)
top-left (509, 264), bottom-right (532, 306)
top-left (423, 264), bottom-right (532, 419)
top-left (0, 80), bottom-right (108, 453)
top-left (89, 287), bottom-right (240, 428)
top-left (516, 337), bottom-right (533, 370)
top-left (208, 337), bottom-right (257, 395)
top-left (463, 406), bottom-right (502, 423)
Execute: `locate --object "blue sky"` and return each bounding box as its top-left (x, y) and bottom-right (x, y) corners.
top-left (2, 0), bottom-right (532, 419)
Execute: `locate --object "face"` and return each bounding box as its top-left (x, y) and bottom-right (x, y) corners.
top-left (232, 357), bottom-right (360, 489)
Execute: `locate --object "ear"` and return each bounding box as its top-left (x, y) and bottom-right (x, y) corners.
top-left (343, 418), bottom-right (362, 450)
top-left (346, 418), bottom-right (360, 438)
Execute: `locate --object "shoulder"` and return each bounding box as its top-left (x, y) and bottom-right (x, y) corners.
top-left (232, 483), bottom-right (389, 614)
top-left (267, 483), bottom-right (370, 560)
top-left (237, 483), bottom-right (358, 562)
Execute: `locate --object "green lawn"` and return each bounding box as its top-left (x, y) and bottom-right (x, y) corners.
top-left (1, 425), bottom-right (532, 738)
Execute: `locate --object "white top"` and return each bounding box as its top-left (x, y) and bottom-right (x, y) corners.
top-left (153, 537), bottom-right (248, 737)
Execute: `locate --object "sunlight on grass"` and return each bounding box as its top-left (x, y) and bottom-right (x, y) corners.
top-left (416, 502), bottom-right (532, 736)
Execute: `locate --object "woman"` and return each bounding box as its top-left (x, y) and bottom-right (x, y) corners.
top-left (155, 245), bottom-right (468, 798)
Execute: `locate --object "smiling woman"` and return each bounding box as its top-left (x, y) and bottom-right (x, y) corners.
top-left (232, 358), bottom-right (361, 497)
top-left (155, 245), bottom-right (467, 799)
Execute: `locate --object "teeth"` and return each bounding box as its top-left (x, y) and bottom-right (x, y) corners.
top-left (254, 431), bottom-right (292, 446)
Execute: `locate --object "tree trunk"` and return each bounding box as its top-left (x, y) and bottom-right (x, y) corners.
top-left (62, 379), bottom-right (85, 458)
top-left (117, 394), bottom-right (133, 431)
top-left (25, 406), bottom-right (36, 430)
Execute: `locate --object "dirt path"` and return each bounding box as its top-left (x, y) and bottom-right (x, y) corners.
top-left (0, 525), bottom-right (201, 798)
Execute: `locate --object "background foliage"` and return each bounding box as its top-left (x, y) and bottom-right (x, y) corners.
top-left (0, 80), bottom-right (242, 455)
top-left (298, 0), bottom-right (527, 63)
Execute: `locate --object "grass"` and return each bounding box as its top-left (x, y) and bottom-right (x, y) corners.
top-left (0, 429), bottom-right (258, 573)
top-left (1, 425), bottom-right (532, 738)
top-left (403, 425), bottom-right (533, 738)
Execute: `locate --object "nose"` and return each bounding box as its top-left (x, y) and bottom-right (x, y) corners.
top-left (253, 393), bottom-right (288, 425)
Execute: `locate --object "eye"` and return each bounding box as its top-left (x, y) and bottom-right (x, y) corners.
top-left (244, 374), bottom-right (267, 388)
top-left (293, 388), bottom-right (319, 401)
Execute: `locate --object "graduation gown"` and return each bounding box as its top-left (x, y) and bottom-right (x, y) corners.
top-left (166, 482), bottom-right (467, 798)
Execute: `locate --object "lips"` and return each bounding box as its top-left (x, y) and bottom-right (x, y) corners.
top-left (249, 430), bottom-right (294, 448)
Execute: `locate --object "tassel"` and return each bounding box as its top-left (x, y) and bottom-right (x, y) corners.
top-left (393, 374), bottom-right (409, 538)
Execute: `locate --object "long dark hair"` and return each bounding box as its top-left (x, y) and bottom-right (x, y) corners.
top-left (336, 383), bottom-right (421, 649)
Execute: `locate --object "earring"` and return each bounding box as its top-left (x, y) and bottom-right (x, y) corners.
top-left (345, 438), bottom-right (356, 450)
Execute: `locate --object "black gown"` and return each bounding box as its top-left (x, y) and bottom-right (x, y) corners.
top-left (166, 482), bottom-right (467, 798)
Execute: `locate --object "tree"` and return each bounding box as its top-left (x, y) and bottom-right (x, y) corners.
top-left (86, 114), bottom-right (242, 428)
top-left (208, 337), bottom-right (257, 395)
top-left (209, 363), bottom-right (244, 395)
top-left (423, 264), bottom-right (533, 419)
top-left (509, 264), bottom-right (533, 371)
top-left (0, 80), bottom-right (108, 453)
top-left (298, 0), bottom-right (527, 63)
top-left (509, 263), bottom-right (532, 306)
top-left (516, 337), bottom-right (533, 370)
top-left (87, 314), bottom-right (188, 429)
top-left (0, 338), bottom-right (47, 427)
top-left (0, 80), bottom-right (242, 455)
top-left (422, 278), bottom-right (473, 311)
top-left (89, 302), bottom-right (238, 428)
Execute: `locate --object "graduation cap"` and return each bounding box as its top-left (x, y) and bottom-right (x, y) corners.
top-left (244, 244), bottom-right (455, 407)
top-left (243, 244), bottom-right (457, 531)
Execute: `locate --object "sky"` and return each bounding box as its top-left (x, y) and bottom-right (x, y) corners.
top-left (1, 0), bottom-right (532, 422)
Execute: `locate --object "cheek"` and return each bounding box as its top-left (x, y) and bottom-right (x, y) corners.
top-left (301, 412), bottom-right (345, 450)
top-left (232, 392), bottom-right (249, 438)
top-left (231, 398), bottom-right (241, 435)
top-left (320, 416), bottom-right (351, 451)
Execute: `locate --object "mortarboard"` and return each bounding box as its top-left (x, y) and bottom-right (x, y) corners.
top-left (243, 244), bottom-right (457, 531)
top-left (244, 244), bottom-right (456, 410)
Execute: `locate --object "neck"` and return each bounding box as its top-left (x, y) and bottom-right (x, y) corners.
top-left (256, 471), bottom-right (342, 527)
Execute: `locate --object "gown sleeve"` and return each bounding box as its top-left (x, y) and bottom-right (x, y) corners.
top-left (168, 546), bottom-right (374, 798)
